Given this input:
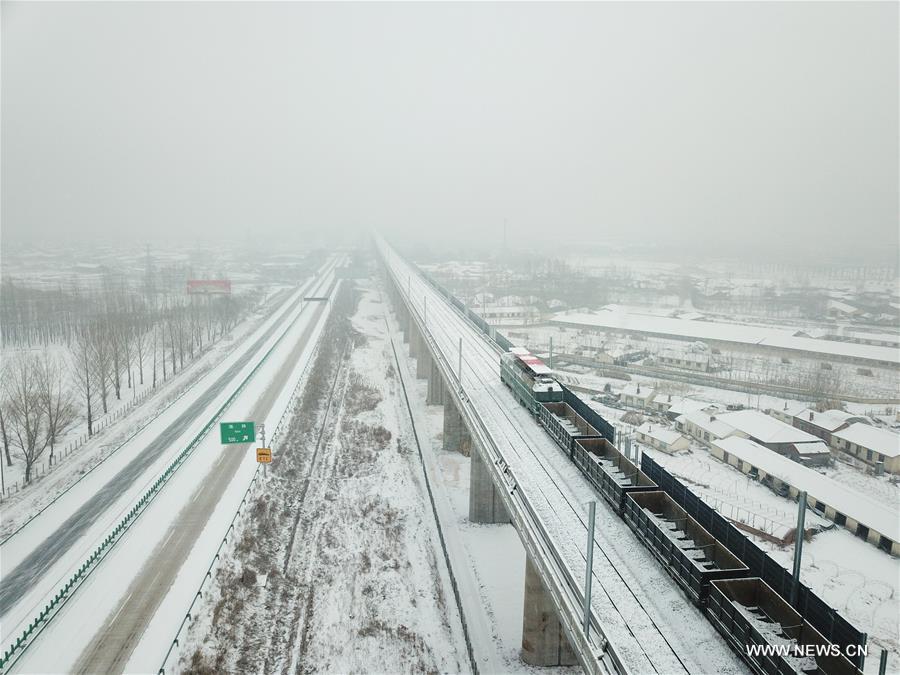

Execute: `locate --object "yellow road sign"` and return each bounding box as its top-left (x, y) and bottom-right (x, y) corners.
top-left (256, 447), bottom-right (272, 463)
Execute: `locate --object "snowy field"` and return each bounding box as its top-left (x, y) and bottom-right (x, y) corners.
top-left (388, 312), bottom-right (579, 674)
top-left (0, 285), bottom-right (294, 534)
top-left (4, 265), bottom-right (338, 673)
top-left (515, 324), bottom-right (900, 400)
top-left (174, 280), bottom-right (470, 673)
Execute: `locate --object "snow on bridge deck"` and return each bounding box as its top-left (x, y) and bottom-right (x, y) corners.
top-left (382, 243), bottom-right (747, 675)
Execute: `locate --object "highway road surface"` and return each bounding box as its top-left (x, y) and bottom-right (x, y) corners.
top-left (1, 260), bottom-right (339, 673)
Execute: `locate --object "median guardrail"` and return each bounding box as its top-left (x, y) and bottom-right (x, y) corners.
top-left (0, 268), bottom-right (337, 674)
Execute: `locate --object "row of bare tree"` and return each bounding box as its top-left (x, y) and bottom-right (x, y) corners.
top-left (0, 353), bottom-right (77, 483)
top-left (1, 291), bottom-right (256, 485)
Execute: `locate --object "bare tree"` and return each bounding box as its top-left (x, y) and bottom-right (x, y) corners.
top-left (70, 325), bottom-right (96, 436)
top-left (0, 368), bottom-right (13, 468)
top-left (122, 321), bottom-right (135, 392)
top-left (152, 322), bottom-right (161, 385)
top-left (3, 353), bottom-right (49, 482)
top-left (38, 353), bottom-right (78, 463)
top-left (108, 317), bottom-right (124, 401)
top-left (91, 323), bottom-right (113, 414)
top-left (135, 320), bottom-right (149, 386)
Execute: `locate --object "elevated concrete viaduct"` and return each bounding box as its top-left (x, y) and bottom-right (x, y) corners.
top-left (383, 272), bottom-right (591, 672)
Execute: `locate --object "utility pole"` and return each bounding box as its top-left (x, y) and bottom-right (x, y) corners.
top-left (583, 501), bottom-right (596, 638)
top-left (549, 336), bottom-right (554, 370)
top-left (458, 337), bottom-right (463, 389)
top-left (790, 491), bottom-right (807, 607)
top-left (259, 423), bottom-right (267, 477)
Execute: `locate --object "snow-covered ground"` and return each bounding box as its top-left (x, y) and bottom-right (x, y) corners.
top-left (515, 324), bottom-right (899, 399)
top-left (393, 328), bottom-right (579, 674)
top-left (5, 266), bottom-right (338, 672)
top-left (583, 374), bottom-right (900, 670)
top-left (0, 284), bottom-right (292, 510)
top-left (384, 243), bottom-right (748, 675)
top-left (172, 280), bottom-right (469, 674)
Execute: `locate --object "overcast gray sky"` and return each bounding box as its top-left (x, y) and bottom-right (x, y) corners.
top-left (2, 1), bottom-right (897, 261)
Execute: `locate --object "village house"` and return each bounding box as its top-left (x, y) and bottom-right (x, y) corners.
top-left (792, 408), bottom-right (864, 445)
top-left (831, 423), bottom-right (900, 474)
top-left (716, 410), bottom-right (829, 464)
top-left (665, 397), bottom-right (711, 422)
top-left (656, 348), bottom-right (711, 372)
top-left (767, 401), bottom-right (811, 425)
top-left (675, 408), bottom-right (737, 445)
top-left (635, 422), bottom-right (691, 454)
top-left (620, 383), bottom-right (655, 411)
top-left (711, 436), bottom-right (899, 555)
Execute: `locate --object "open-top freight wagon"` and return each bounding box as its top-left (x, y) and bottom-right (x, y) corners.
top-left (489, 342), bottom-right (866, 675)
top-left (623, 490), bottom-right (750, 604)
top-left (573, 437), bottom-right (658, 513)
top-left (708, 578), bottom-right (863, 675)
top-left (537, 401), bottom-right (604, 456)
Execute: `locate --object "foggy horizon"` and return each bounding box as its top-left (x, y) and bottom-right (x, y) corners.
top-left (2, 1), bottom-right (898, 264)
top-left (1, 4), bottom-right (900, 671)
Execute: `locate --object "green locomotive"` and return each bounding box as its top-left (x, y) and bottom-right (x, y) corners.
top-left (499, 347), bottom-right (564, 414)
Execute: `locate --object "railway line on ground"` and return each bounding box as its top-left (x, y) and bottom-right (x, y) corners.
top-left (271, 343), bottom-right (352, 674)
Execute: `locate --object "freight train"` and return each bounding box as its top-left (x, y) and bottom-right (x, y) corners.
top-left (499, 348), bottom-right (863, 675)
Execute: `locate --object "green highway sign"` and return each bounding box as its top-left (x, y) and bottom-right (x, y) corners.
top-left (220, 421), bottom-right (256, 445)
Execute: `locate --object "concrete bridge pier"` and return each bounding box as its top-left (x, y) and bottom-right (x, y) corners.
top-left (427, 362), bottom-right (444, 405)
top-left (408, 319), bottom-right (419, 356)
top-left (401, 309), bottom-right (409, 342)
top-left (468, 444), bottom-right (510, 524)
top-left (443, 400), bottom-right (471, 457)
top-left (416, 340), bottom-right (430, 379)
top-left (522, 555), bottom-right (578, 667)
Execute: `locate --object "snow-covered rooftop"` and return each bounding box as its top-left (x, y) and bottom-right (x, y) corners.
top-left (666, 397), bottom-right (711, 417)
top-left (712, 437), bottom-right (900, 542)
top-left (621, 383), bottom-right (654, 400)
top-left (826, 300), bottom-right (860, 314)
top-left (677, 410), bottom-right (736, 439)
top-left (833, 423), bottom-right (900, 458)
top-left (659, 348), bottom-right (709, 363)
top-left (550, 310), bottom-right (900, 365)
top-left (796, 409), bottom-right (853, 432)
top-left (769, 401), bottom-right (810, 418)
top-left (829, 330), bottom-right (900, 346)
top-left (793, 441), bottom-right (831, 456)
top-left (637, 423), bottom-right (686, 447)
top-left (717, 410), bottom-right (820, 445)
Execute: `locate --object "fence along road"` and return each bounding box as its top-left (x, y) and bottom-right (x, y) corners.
top-left (70, 274), bottom-right (341, 674)
top-left (0, 277), bottom-right (313, 613)
top-left (0, 263), bottom-right (334, 654)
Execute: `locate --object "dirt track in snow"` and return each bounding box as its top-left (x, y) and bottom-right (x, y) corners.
top-left (180, 280), bottom-right (468, 674)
